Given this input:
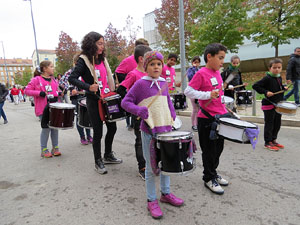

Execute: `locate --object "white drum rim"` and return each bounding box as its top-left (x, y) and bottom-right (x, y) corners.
top-left (49, 103), bottom-right (76, 109)
top-left (276, 101), bottom-right (297, 110)
top-left (103, 94), bottom-right (121, 101)
top-left (79, 98), bottom-right (87, 106)
top-left (219, 117), bottom-right (257, 128)
top-left (224, 96), bottom-right (234, 103)
top-left (156, 130), bottom-right (193, 141)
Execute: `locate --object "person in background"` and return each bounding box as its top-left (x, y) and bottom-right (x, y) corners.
top-left (11, 85), bottom-right (19, 105)
top-left (115, 38), bottom-right (149, 131)
top-left (284, 47), bottom-right (300, 106)
top-left (0, 83), bottom-right (9, 124)
top-left (117, 44), bottom-right (152, 180)
top-left (60, 54), bottom-right (93, 145)
top-left (161, 53), bottom-right (181, 93)
top-left (186, 56), bottom-right (201, 131)
top-left (25, 61), bottom-right (61, 158)
top-left (253, 58), bottom-right (287, 151)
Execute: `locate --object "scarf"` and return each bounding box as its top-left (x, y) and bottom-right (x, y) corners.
top-left (141, 76), bottom-right (165, 90)
top-left (228, 63), bottom-right (240, 71)
top-left (266, 71), bottom-right (280, 78)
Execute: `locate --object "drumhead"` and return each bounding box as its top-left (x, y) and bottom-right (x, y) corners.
top-left (157, 131), bottom-right (193, 141)
top-left (79, 98), bottom-right (87, 106)
top-left (172, 117), bottom-right (182, 130)
top-left (219, 117), bottom-right (256, 128)
top-left (49, 103), bottom-right (76, 109)
top-left (224, 96), bottom-right (234, 103)
top-left (277, 101), bottom-right (297, 109)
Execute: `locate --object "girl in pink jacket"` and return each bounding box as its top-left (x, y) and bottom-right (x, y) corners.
top-left (25, 61), bottom-right (61, 158)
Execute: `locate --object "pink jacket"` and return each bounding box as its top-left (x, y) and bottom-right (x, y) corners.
top-left (25, 76), bottom-right (59, 116)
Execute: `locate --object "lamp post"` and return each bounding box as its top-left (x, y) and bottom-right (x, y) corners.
top-left (24, 0), bottom-right (39, 67)
top-left (1, 41), bottom-right (10, 88)
top-left (178, 0), bottom-right (187, 92)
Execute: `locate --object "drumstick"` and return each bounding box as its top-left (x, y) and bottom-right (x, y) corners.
top-left (272, 84), bottom-right (292, 95)
top-left (225, 106), bottom-right (240, 119)
top-left (92, 56), bottom-right (98, 95)
top-left (225, 84), bottom-right (245, 90)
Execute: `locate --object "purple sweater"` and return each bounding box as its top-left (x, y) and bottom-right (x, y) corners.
top-left (121, 78), bottom-right (176, 134)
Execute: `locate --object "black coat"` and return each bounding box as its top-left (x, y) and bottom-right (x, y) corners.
top-left (252, 74), bottom-right (284, 106)
top-left (0, 83), bottom-right (9, 103)
top-left (221, 67), bottom-right (244, 98)
top-left (286, 54), bottom-right (300, 81)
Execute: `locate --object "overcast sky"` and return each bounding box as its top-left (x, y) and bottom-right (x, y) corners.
top-left (0, 0), bottom-right (161, 59)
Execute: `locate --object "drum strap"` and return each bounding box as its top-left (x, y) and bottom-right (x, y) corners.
top-left (199, 106), bottom-right (215, 122)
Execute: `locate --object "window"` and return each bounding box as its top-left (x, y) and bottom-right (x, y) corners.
top-left (44, 58), bottom-right (48, 60)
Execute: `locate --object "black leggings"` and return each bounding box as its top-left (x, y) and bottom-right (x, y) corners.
top-left (86, 97), bottom-right (117, 162)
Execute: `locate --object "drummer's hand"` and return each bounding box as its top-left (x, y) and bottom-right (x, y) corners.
top-left (243, 82), bottom-right (248, 86)
top-left (286, 80), bottom-right (291, 84)
top-left (89, 84), bottom-right (99, 92)
top-left (175, 81), bottom-right (182, 87)
top-left (71, 89), bottom-right (78, 96)
top-left (116, 83), bottom-right (120, 88)
top-left (211, 89), bottom-right (219, 99)
top-left (284, 86), bottom-right (289, 90)
top-left (137, 106), bottom-right (149, 120)
top-left (228, 85), bottom-right (234, 90)
top-left (266, 91), bottom-right (274, 97)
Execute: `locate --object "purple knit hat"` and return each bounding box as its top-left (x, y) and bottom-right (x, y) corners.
top-left (143, 51), bottom-right (164, 70)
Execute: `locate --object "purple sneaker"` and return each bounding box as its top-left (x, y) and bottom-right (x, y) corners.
top-left (87, 136), bottom-right (93, 144)
top-left (147, 200), bottom-right (163, 219)
top-left (80, 137), bottom-right (88, 145)
top-left (160, 193), bottom-right (184, 207)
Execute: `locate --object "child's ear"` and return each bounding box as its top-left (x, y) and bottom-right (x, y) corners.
top-left (139, 56), bottom-right (144, 63)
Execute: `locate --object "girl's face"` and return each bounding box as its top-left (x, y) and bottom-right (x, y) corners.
top-left (96, 37), bottom-right (105, 55)
top-left (167, 57), bottom-right (177, 67)
top-left (231, 58), bottom-right (240, 67)
top-left (43, 63), bottom-right (54, 75)
top-left (146, 59), bottom-right (163, 79)
top-left (192, 59), bottom-right (200, 67)
top-left (269, 63), bottom-right (282, 74)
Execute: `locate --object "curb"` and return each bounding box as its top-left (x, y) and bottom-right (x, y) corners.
top-left (177, 111), bottom-right (300, 127)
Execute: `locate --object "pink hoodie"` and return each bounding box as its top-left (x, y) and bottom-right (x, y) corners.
top-left (25, 76), bottom-right (59, 116)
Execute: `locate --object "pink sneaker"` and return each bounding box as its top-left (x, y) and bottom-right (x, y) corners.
top-left (80, 137), bottom-right (88, 145)
top-left (147, 200), bottom-right (163, 219)
top-left (160, 193), bottom-right (184, 207)
top-left (87, 136), bottom-right (93, 144)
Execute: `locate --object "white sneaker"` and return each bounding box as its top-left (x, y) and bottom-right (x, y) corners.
top-left (205, 179), bottom-right (224, 195)
top-left (216, 175), bottom-right (229, 186)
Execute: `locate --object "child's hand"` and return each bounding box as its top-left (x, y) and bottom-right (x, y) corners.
top-left (284, 86), bottom-right (289, 90)
top-left (243, 82), bottom-right (248, 86)
top-left (175, 81), bottom-right (182, 87)
top-left (266, 91), bottom-right (274, 97)
top-left (228, 85), bottom-right (234, 90)
top-left (89, 84), bottom-right (99, 92)
top-left (137, 106), bottom-right (149, 120)
top-left (71, 89), bottom-right (78, 96)
top-left (211, 89), bottom-right (219, 99)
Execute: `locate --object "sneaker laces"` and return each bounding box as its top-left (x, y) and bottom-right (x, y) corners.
top-left (212, 179), bottom-right (219, 187)
top-left (42, 148), bottom-right (49, 153)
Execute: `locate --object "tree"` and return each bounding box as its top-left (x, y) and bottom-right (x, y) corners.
top-left (14, 67), bottom-right (33, 87)
top-left (55, 31), bottom-right (80, 74)
top-left (155, 0), bottom-right (194, 58)
top-left (248, 0), bottom-right (300, 57)
top-left (189, 0), bottom-right (250, 56)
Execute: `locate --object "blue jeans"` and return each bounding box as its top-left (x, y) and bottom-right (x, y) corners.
top-left (284, 79), bottom-right (300, 104)
top-left (141, 131), bottom-right (170, 201)
top-left (0, 102), bottom-right (7, 121)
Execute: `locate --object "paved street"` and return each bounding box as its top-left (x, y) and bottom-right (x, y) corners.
top-left (1, 101), bottom-right (300, 225)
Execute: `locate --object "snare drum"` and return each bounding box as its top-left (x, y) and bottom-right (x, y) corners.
top-left (156, 131), bottom-right (196, 175)
top-left (49, 103), bottom-right (75, 129)
top-left (102, 94), bottom-right (127, 122)
top-left (222, 96), bottom-right (234, 110)
top-left (78, 98), bottom-right (92, 128)
top-left (275, 101), bottom-right (297, 116)
top-left (218, 117), bottom-right (258, 143)
top-left (236, 90), bottom-right (253, 105)
top-left (170, 93), bottom-right (187, 111)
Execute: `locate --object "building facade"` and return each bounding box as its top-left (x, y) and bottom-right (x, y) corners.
top-left (0, 58), bottom-right (32, 86)
top-left (32, 49), bottom-right (57, 70)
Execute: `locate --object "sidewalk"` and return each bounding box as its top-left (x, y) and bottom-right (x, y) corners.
top-left (178, 100), bottom-right (300, 127)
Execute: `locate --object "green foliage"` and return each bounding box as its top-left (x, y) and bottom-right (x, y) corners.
top-left (189, 0), bottom-right (250, 56)
top-left (248, 0), bottom-right (300, 57)
top-left (55, 31), bottom-right (80, 75)
top-left (14, 67), bottom-right (33, 87)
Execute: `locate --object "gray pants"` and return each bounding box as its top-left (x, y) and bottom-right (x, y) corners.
top-left (39, 115), bottom-right (58, 150)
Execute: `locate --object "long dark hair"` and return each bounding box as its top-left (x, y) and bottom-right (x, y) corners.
top-left (81, 31), bottom-right (105, 64)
